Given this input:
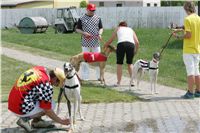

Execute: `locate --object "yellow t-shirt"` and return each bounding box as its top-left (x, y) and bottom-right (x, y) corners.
top-left (183, 14), bottom-right (200, 54)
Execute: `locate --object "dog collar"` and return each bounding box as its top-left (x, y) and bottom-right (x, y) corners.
top-left (66, 73), bottom-right (76, 79)
top-left (64, 84), bottom-right (79, 89)
top-left (149, 67), bottom-right (158, 70)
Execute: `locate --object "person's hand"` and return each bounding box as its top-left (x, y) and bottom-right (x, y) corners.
top-left (134, 48), bottom-right (137, 55)
top-left (98, 34), bottom-right (102, 41)
top-left (103, 44), bottom-right (108, 49)
top-left (60, 118), bottom-right (70, 125)
top-left (172, 28), bottom-right (181, 33)
top-left (83, 32), bottom-right (91, 39)
top-left (172, 31), bottom-right (178, 38)
top-left (172, 32), bottom-right (184, 39)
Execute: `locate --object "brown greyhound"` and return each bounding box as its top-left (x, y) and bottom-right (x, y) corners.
top-left (69, 45), bottom-right (116, 85)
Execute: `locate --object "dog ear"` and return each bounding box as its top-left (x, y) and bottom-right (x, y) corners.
top-left (69, 63), bottom-right (74, 68)
top-left (77, 53), bottom-right (84, 61)
top-left (76, 62), bottom-right (81, 72)
top-left (63, 62), bottom-right (67, 69)
top-left (69, 57), bottom-right (72, 62)
top-left (69, 57), bottom-right (75, 65)
top-left (153, 52), bottom-right (160, 60)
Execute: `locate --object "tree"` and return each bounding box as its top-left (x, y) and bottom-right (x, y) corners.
top-left (161, 1), bottom-right (185, 6)
top-left (80, 0), bottom-right (87, 8)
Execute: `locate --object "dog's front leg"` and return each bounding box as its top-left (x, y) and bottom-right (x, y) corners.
top-left (64, 92), bottom-right (71, 117)
top-left (78, 96), bottom-right (84, 121)
top-left (137, 70), bottom-right (143, 90)
top-left (73, 100), bottom-right (78, 126)
top-left (101, 69), bottom-right (106, 86)
top-left (150, 79), bottom-right (154, 95)
top-left (70, 104), bottom-right (74, 131)
top-left (129, 74), bottom-right (134, 90)
top-left (56, 88), bottom-right (64, 114)
top-left (99, 63), bottom-right (106, 86)
top-left (149, 72), bottom-right (154, 94)
top-left (99, 65), bottom-right (103, 84)
top-left (154, 73), bottom-right (159, 94)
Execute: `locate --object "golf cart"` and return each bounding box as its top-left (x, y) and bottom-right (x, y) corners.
top-left (54, 7), bottom-right (79, 33)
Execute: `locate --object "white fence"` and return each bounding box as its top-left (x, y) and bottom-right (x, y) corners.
top-left (1, 7), bottom-right (192, 29)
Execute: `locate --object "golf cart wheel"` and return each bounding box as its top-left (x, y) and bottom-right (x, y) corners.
top-left (55, 25), bottom-right (66, 33)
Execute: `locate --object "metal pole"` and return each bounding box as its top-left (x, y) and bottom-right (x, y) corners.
top-left (198, 1), bottom-right (200, 16)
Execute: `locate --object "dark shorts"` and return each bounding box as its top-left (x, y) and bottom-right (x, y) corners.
top-left (116, 41), bottom-right (135, 64)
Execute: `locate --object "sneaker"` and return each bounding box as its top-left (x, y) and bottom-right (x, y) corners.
top-left (130, 82), bottom-right (135, 87)
top-left (113, 83), bottom-right (120, 87)
top-left (194, 91), bottom-right (200, 97)
top-left (17, 118), bottom-right (33, 132)
top-left (181, 91), bottom-right (194, 99)
top-left (31, 119), bottom-right (55, 128)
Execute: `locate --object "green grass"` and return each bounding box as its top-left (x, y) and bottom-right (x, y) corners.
top-left (1, 55), bottom-right (138, 103)
top-left (1, 27), bottom-right (187, 89)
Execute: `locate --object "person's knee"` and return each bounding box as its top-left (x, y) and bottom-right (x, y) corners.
top-left (194, 66), bottom-right (200, 76)
top-left (127, 64), bottom-right (132, 68)
top-left (126, 56), bottom-right (133, 64)
top-left (186, 65), bottom-right (195, 76)
top-left (126, 61), bottom-right (133, 64)
top-left (117, 59), bottom-right (123, 64)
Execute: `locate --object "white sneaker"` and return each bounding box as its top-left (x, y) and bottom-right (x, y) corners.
top-left (17, 118), bottom-right (33, 132)
top-left (31, 119), bottom-right (54, 128)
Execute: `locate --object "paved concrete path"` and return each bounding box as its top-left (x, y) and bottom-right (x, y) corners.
top-left (1, 47), bottom-right (200, 133)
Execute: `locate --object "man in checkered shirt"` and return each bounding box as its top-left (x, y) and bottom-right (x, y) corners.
top-left (8, 66), bottom-right (70, 132)
top-left (76, 3), bottom-right (103, 80)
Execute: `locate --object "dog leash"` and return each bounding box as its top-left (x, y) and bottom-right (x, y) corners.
top-left (85, 34), bottom-right (107, 44)
top-left (159, 22), bottom-right (184, 56)
top-left (159, 33), bottom-right (173, 57)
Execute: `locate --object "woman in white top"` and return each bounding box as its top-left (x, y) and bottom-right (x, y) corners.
top-left (104, 21), bottom-right (139, 86)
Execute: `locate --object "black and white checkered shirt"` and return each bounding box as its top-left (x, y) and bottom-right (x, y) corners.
top-left (77, 14), bottom-right (103, 47)
top-left (21, 82), bottom-right (53, 114)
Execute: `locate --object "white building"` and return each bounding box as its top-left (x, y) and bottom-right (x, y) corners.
top-left (89, 0), bottom-right (161, 7)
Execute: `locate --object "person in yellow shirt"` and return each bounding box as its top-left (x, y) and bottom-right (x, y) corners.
top-left (173, 1), bottom-right (200, 99)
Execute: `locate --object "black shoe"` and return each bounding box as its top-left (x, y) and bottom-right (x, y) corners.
top-left (131, 83), bottom-right (135, 87)
top-left (181, 91), bottom-right (194, 99)
top-left (194, 91), bottom-right (200, 97)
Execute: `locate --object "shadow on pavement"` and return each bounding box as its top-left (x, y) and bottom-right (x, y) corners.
top-left (90, 117), bottom-right (199, 133)
top-left (1, 127), bottom-right (68, 133)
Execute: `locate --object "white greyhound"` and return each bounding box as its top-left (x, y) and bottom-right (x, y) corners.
top-left (130, 52), bottom-right (160, 94)
top-left (63, 62), bottom-right (84, 131)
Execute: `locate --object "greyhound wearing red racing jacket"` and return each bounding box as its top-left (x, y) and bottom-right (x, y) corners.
top-left (70, 45), bottom-right (116, 85)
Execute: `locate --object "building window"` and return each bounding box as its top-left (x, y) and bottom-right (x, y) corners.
top-left (99, 2), bottom-right (104, 7)
top-left (116, 3), bottom-right (122, 7)
top-left (147, 3), bottom-right (150, 7)
top-left (154, 3), bottom-right (157, 7)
